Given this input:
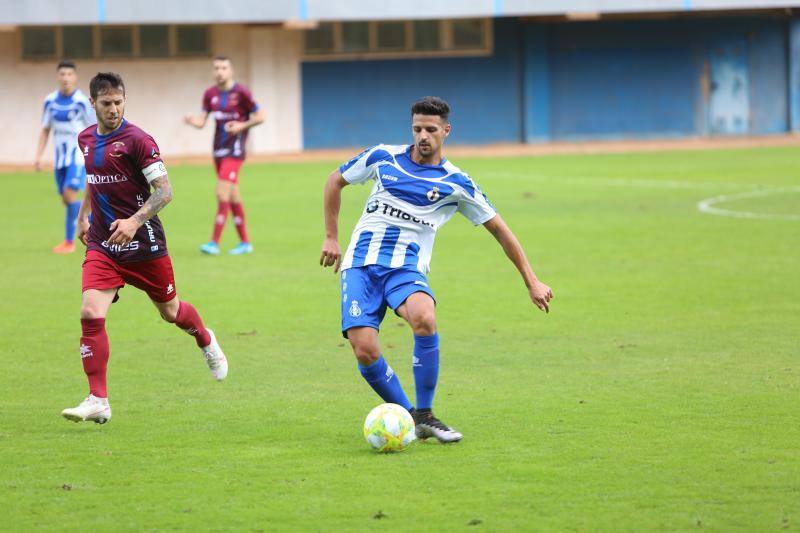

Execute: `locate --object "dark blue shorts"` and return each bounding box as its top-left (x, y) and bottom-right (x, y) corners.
top-left (341, 265), bottom-right (435, 337)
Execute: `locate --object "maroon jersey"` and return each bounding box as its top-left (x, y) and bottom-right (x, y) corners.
top-left (78, 119), bottom-right (169, 263)
top-left (202, 83), bottom-right (259, 160)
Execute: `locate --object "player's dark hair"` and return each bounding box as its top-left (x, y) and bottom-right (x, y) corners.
top-left (411, 96), bottom-right (450, 120)
top-left (213, 55), bottom-right (231, 63)
top-left (57, 59), bottom-right (76, 71)
top-left (89, 72), bottom-right (125, 99)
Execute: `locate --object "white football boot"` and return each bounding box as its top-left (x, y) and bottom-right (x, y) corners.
top-left (61, 394), bottom-right (112, 424)
top-left (201, 328), bottom-right (228, 381)
top-left (412, 409), bottom-right (463, 443)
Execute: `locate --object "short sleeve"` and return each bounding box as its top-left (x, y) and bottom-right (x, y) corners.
top-left (135, 134), bottom-right (167, 183)
top-left (41, 100), bottom-right (52, 128)
top-left (241, 87), bottom-right (259, 113)
top-left (339, 145), bottom-right (394, 185)
top-left (456, 176), bottom-right (497, 226)
top-left (81, 101), bottom-right (96, 127)
top-left (202, 90), bottom-right (212, 112)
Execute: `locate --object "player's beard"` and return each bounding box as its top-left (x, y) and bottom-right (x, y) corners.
top-left (102, 113), bottom-right (123, 132)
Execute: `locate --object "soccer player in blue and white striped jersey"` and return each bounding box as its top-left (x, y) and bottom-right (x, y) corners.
top-left (34, 60), bottom-right (96, 254)
top-left (320, 96), bottom-right (554, 443)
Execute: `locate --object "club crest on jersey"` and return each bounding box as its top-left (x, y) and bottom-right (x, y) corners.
top-left (109, 141), bottom-right (126, 158)
top-left (349, 300), bottom-right (362, 318)
top-left (427, 186), bottom-right (440, 202)
top-left (211, 95), bottom-right (219, 105)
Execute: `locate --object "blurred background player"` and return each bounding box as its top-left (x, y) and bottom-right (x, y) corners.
top-left (61, 72), bottom-right (227, 424)
top-left (34, 60), bottom-right (95, 254)
top-left (320, 96), bottom-right (553, 443)
top-left (184, 55), bottom-right (264, 256)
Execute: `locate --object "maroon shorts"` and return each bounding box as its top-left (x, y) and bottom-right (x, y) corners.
top-left (214, 157), bottom-right (243, 184)
top-left (82, 250), bottom-right (177, 303)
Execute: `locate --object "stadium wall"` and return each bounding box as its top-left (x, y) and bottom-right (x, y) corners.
top-left (302, 15), bottom-right (794, 148)
top-left (301, 18), bottom-right (524, 149)
top-left (0, 25), bottom-right (302, 165)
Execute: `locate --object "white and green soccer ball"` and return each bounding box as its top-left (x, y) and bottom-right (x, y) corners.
top-left (363, 403), bottom-right (416, 452)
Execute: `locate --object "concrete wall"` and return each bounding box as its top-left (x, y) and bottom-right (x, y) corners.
top-left (0, 25), bottom-right (303, 165)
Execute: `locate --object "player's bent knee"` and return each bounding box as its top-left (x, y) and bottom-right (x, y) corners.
top-left (409, 313), bottom-right (437, 336)
top-left (80, 305), bottom-right (105, 320)
top-left (349, 340), bottom-right (381, 364)
top-left (354, 351), bottom-right (380, 366)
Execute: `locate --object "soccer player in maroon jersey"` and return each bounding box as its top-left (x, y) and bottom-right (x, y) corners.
top-left (184, 55), bottom-right (264, 256)
top-left (61, 72), bottom-right (228, 425)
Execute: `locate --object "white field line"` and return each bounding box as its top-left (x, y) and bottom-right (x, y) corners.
top-left (487, 173), bottom-right (762, 190)
top-left (696, 187), bottom-right (800, 221)
top-left (488, 173), bottom-right (800, 220)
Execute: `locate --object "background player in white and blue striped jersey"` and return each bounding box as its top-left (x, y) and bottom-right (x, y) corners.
top-left (34, 60), bottom-right (96, 254)
top-left (320, 96), bottom-right (554, 443)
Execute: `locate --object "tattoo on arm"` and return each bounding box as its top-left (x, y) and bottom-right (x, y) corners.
top-left (134, 175), bottom-right (173, 225)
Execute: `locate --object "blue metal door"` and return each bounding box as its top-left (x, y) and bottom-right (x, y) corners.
top-left (708, 39), bottom-right (750, 135)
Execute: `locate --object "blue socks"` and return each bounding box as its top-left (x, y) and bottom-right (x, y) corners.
top-left (358, 356), bottom-right (412, 411)
top-left (413, 332), bottom-right (440, 410)
top-left (65, 200), bottom-right (81, 242)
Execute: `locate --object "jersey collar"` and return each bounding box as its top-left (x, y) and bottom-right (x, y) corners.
top-left (94, 119), bottom-right (128, 139)
top-left (404, 145), bottom-right (447, 168)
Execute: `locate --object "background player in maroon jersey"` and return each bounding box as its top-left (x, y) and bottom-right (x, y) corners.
top-left (184, 55), bottom-right (264, 256)
top-left (62, 72), bottom-right (228, 425)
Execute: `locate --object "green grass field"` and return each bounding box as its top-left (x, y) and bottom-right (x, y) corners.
top-left (1, 146), bottom-right (798, 531)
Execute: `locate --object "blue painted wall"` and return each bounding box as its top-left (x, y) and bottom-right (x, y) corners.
top-left (538, 17), bottom-right (788, 140)
top-left (302, 15), bottom-right (792, 148)
top-left (744, 19), bottom-right (788, 134)
top-left (544, 20), bottom-right (701, 140)
top-left (302, 18), bottom-right (523, 149)
top-left (790, 19), bottom-right (800, 132)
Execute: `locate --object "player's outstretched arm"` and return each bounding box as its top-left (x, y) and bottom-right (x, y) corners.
top-left (76, 184), bottom-right (92, 246)
top-left (320, 169), bottom-right (349, 273)
top-left (107, 175), bottom-right (173, 246)
top-left (483, 214), bottom-right (554, 313)
top-left (183, 112), bottom-right (209, 129)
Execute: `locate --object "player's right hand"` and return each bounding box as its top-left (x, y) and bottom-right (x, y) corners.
top-left (34, 160), bottom-right (41, 172)
top-left (320, 238), bottom-right (342, 273)
top-left (529, 280), bottom-right (554, 313)
top-left (76, 218), bottom-right (90, 246)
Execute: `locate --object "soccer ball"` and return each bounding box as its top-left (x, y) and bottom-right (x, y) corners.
top-left (363, 403), bottom-right (416, 452)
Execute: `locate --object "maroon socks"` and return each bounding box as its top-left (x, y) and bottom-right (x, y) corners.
top-left (80, 318), bottom-right (110, 398)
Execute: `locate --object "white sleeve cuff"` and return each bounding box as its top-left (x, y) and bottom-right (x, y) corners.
top-left (142, 161), bottom-right (167, 183)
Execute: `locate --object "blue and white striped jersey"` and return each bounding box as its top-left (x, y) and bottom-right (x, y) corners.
top-left (42, 89), bottom-right (95, 169)
top-left (339, 144), bottom-right (496, 274)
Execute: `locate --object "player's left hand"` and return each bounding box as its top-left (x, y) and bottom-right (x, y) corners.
top-left (224, 121), bottom-right (246, 135)
top-left (107, 217), bottom-right (140, 246)
top-left (529, 280), bottom-right (554, 313)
